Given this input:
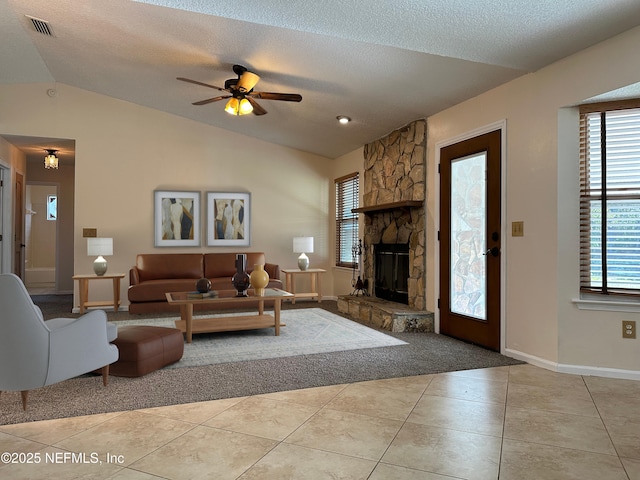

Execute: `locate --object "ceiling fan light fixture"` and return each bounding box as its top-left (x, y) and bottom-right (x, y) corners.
top-left (44, 149), bottom-right (59, 169)
top-left (237, 71), bottom-right (260, 93)
top-left (337, 115), bottom-right (351, 125)
top-left (225, 97), bottom-right (253, 115)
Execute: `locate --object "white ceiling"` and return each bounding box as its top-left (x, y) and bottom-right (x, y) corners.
top-left (2, 0), bottom-right (640, 160)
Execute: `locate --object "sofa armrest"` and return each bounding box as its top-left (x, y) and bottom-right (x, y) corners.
top-left (264, 263), bottom-right (280, 280)
top-left (130, 267), bottom-right (140, 286)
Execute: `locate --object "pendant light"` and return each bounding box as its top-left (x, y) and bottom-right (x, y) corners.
top-left (44, 149), bottom-right (59, 169)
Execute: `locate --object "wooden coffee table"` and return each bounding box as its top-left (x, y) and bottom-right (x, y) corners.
top-left (165, 288), bottom-right (293, 343)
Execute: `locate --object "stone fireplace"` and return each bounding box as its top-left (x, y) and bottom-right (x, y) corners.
top-left (338, 119), bottom-right (433, 332)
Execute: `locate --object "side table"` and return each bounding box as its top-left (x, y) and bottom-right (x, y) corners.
top-left (73, 273), bottom-right (125, 313)
top-left (282, 268), bottom-right (326, 305)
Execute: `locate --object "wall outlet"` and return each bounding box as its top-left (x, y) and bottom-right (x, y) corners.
top-left (512, 221), bottom-right (524, 237)
top-left (622, 320), bottom-right (636, 339)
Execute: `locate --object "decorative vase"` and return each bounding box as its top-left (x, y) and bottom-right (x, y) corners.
top-left (196, 278), bottom-right (211, 293)
top-left (249, 264), bottom-right (270, 296)
top-left (231, 254), bottom-right (250, 296)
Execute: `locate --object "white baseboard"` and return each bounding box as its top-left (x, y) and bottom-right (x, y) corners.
top-left (505, 348), bottom-right (640, 381)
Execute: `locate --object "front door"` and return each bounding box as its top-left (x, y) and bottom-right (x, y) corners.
top-left (439, 130), bottom-right (501, 351)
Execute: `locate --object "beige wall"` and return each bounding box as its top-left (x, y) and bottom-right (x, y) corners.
top-left (0, 83), bottom-right (332, 304)
top-left (427, 26), bottom-right (640, 375)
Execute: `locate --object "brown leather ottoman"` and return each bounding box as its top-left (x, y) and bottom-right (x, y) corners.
top-left (110, 325), bottom-right (184, 377)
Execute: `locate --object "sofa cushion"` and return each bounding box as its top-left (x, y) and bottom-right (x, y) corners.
top-left (135, 254), bottom-right (203, 282)
top-left (128, 279), bottom-right (200, 302)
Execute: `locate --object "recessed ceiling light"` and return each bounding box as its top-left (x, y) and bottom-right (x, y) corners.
top-left (337, 115), bottom-right (351, 124)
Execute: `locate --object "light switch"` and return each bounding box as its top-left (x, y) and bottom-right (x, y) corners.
top-left (512, 221), bottom-right (524, 237)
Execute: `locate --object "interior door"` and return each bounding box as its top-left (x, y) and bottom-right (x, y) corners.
top-left (14, 172), bottom-right (25, 278)
top-left (439, 130), bottom-right (501, 351)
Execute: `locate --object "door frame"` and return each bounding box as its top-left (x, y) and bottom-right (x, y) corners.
top-left (435, 120), bottom-right (507, 353)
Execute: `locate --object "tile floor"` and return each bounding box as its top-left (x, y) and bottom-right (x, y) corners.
top-left (0, 364), bottom-right (638, 479)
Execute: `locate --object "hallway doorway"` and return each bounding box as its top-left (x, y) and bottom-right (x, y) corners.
top-left (25, 183), bottom-right (58, 294)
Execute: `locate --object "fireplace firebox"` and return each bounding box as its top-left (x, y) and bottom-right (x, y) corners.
top-left (374, 243), bottom-right (409, 304)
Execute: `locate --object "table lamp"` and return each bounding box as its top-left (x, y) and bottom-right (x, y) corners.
top-left (293, 236), bottom-right (314, 271)
top-left (87, 237), bottom-right (113, 276)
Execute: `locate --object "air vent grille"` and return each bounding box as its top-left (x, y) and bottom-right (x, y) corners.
top-left (26, 15), bottom-right (54, 37)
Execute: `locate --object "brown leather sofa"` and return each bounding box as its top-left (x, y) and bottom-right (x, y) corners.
top-left (127, 252), bottom-right (282, 314)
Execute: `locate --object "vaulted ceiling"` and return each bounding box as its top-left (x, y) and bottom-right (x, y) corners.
top-left (2, 0), bottom-right (640, 160)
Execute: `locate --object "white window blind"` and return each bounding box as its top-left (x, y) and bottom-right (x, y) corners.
top-left (335, 172), bottom-right (359, 268)
top-left (579, 100), bottom-right (640, 296)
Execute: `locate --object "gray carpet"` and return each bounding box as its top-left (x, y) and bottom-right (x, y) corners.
top-left (0, 296), bottom-right (523, 425)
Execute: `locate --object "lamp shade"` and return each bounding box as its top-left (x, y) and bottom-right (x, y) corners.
top-left (293, 237), bottom-right (314, 253)
top-left (87, 237), bottom-right (113, 256)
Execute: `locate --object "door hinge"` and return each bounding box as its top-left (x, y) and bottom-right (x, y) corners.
top-left (437, 231), bottom-right (440, 241)
top-left (437, 298), bottom-right (440, 309)
top-left (437, 164), bottom-right (440, 174)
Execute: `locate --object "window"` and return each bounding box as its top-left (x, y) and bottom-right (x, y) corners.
top-left (579, 100), bottom-right (640, 296)
top-left (46, 195), bottom-right (57, 221)
top-left (335, 172), bottom-right (359, 268)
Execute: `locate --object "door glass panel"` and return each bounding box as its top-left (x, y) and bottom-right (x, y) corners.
top-left (450, 152), bottom-right (487, 320)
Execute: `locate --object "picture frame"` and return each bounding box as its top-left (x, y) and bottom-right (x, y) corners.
top-left (206, 192), bottom-right (251, 246)
top-left (154, 190), bottom-right (201, 247)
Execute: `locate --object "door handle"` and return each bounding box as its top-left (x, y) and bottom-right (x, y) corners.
top-left (483, 247), bottom-right (500, 257)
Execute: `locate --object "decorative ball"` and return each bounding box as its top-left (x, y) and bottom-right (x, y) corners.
top-left (196, 278), bottom-right (211, 293)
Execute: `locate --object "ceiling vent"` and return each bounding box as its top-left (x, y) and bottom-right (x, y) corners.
top-left (26, 15), bottom-right (55, 37)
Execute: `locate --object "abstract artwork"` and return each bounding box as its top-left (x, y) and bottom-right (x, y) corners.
top-left (154, 190), bottom-right (201, 247)
top-left (206, 192), bottom-right (251, 246)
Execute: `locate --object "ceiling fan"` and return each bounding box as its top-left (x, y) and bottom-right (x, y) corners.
top-left (177, 64), bottom-right (302, 116)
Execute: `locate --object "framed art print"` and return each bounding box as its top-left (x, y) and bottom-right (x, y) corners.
top-left (206, 192), bottom-right (251, 246)
top-left (154, 190), bottom-right (201, 247)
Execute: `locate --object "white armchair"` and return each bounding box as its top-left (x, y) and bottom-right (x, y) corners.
top-left (0, 273), bottom-right (119, 410)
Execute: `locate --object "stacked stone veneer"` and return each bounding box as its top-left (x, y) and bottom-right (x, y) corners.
top-left (362, 119), bottom-right (427, 310)
top-left (338, 119), bottom-right (432, 333)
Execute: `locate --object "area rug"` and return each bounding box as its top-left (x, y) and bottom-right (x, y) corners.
top-left (116, 308), bottom-right (407, 368)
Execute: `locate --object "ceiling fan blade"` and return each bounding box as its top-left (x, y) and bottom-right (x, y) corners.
top-left (177, 77), bottom-right (227, 92)
top-left (250, 92), bottom-right (302, 102)
top-left (192, 95), bottom-right (231, 105)
top-left (246, 96), bottom-right (267, 115)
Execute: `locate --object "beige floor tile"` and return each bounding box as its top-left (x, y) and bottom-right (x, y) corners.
top-left (445, 366), bottom-right (511, 383)
top-left (408, 394), bottom-right (505, 437)
top-left (0, 412), bottom-right (124, 445)
top-left (584, 375), bottom-right (640, 396)
top-left (285, 408), bottom-right (403, 461)
top-left (601, 415), bottom-right (640, 459)
top-left (0, 445), bottom-right (123, 480)
top-left (504, 406), bottom-right (616, 455)
top-left (357, 374), bottom-right (433, 395)
top-left (507, 381), bottom-right (599, 417)
top-left (325, 381), bottom-right (423, 421)
top-left (107, 469), bottom-right (163, 479)
top-left (130, 425), bottom-right (277, 480)
top-left (203, 396), bottom-right (319, 441)
top-left (382, 422), bottom-right (502, 480)
top-left (257, 384), bottom-right (347, 407)
top-left (622, 457), bottom-right (640, 480)
top-left (0, 430), bottom-right (48, 453)
top-left (424, 372), bottom-right (508, 405)
top-left (370, 463), bottom-right (456, 479)
top-left (509, 364), bottom-right (587, 389)
top-left (137, 397), bottom-right (245, 424)
top-left (500, 438), bottom-right (628, 480)
top-left (238, 443), bottom-right (376, 480)
top-left (54, 411), bottom-right (195, 467)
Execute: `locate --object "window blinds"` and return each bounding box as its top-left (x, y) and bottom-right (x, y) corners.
top-left (335, 172), bottom-right (359, 268)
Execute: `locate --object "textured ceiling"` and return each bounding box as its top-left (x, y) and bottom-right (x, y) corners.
top-left (2, 0), bottom-right (640, 160)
